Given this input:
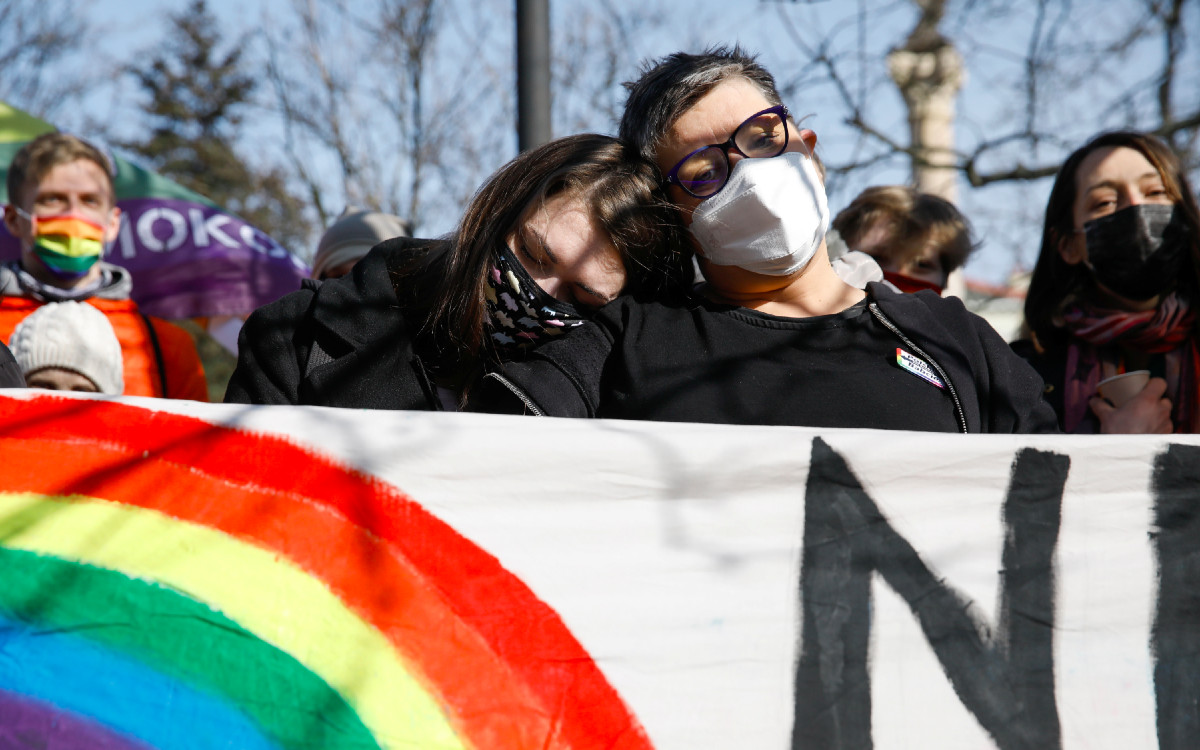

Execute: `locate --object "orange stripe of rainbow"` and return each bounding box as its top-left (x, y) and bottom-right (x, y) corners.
top-left (35, 215), bottom-right (106, 241)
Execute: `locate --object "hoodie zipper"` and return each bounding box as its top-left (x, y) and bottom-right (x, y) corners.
top-left (868, 302), bottom-right (968, 433)
top-left (479, 372), bottom-right (547, 416)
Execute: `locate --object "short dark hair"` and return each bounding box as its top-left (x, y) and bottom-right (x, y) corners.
top-left (619, 45), bottom-right (783, 168)
top-left (430, 133), bottom-right (690, 365)
top-left (832, 185), bottom-right (975, 278)
top-left (1023, 130), bottom-right (1200, 350)
top-left (6, 132), bottom-right (116, 208)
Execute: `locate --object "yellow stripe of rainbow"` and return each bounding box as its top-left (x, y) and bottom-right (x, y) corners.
top-left (0, 491), bottom-right (469, 750)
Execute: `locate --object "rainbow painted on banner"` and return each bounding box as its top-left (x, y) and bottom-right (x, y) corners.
top-left (0, 395), bottom-right (651, 750)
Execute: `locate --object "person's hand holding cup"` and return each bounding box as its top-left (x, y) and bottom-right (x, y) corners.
top-left (1090, 370), bottom-right (1173, 434)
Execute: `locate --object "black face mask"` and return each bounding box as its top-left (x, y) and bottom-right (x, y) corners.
top-left (1083, 204), bottom-right (1190, 301)
top-left (483, 245), bottom-right (586, 351)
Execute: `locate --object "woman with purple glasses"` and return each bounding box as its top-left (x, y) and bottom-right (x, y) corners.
top-left (483, 47), bottom-right (1058, 433)
top-left (224, 133), bottom-right (691, 410)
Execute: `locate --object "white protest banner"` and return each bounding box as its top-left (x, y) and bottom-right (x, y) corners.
top-left (0, 391), bottom-right (1193, 749)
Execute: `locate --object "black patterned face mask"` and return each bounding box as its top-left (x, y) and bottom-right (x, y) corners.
top-left (1084, 204), bottom-right (1190, 301)
top-left (484, 246), bottom-right (586, 350)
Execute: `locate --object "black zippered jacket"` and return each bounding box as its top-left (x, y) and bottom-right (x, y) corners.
top-left (225, 245), bottom-right (1057, 434)
top-left (225, 238), bottom-right (454, 409)
top-left (478, 283), bottom-right (1060, 434)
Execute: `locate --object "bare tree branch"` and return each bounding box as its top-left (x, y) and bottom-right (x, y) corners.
top-left (773, 0), bottom-right (1200, 188)
top-left (257, 0), bottom-right (509, 238)
top-left (265, 37), bottom-right (330, 230)
top-left (0, 0), bottom-right (96, 121)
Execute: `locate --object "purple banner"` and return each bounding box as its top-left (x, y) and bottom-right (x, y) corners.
top-left (0, 198), bottom-right (308, 319)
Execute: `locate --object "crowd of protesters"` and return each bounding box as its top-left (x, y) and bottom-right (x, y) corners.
top-left (2, 46), bottom-right (1196, 434)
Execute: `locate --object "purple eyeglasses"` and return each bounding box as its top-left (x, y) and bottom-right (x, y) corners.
top-left (663, 104), bottom-right (790, 199)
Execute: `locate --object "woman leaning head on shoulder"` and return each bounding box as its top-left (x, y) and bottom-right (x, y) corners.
top-left (222, 133), bottom-right (690, 411)
top-left (1021, 130), bottom-right (1200, 433)
top-left (428, 133), bottom-right (691, 370)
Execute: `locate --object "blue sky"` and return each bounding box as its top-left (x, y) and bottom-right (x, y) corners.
top-left (82, 0), bottom-right (1196, 285)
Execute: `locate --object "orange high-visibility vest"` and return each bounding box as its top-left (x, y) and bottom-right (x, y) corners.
top-left (0, 295), bottom-right (208, 401)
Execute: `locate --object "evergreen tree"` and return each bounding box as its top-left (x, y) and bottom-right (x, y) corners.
top-left (120, 0), bottom-right (313, 253)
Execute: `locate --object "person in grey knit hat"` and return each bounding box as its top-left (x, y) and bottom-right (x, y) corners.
top-left (8, 300), bottom-right (125, 394)
top-left (312, 207), bottom-right (411, 281)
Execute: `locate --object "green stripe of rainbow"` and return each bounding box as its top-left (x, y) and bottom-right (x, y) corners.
top-left (0, 493), bottom-right (454, 749)
top-left (0, 545), bottom-right (377, 749)
top-left (0, 395), bottom-right (652, 750)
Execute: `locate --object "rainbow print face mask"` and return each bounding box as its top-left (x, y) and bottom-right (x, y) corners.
top-left (16, 209), bottom-right (107, 278)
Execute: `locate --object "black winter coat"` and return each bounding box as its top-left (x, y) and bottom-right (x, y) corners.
top-left (225, 238), bottom-right (454, 409)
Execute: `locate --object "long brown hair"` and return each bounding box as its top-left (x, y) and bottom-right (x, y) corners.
top-left (1024, 131), bottom-right (1200, 350)
top-left (428, 133), bottom-right (690, 366)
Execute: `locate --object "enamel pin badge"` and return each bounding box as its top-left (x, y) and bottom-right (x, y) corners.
top-left (895, 348), bottom-right (945, 389)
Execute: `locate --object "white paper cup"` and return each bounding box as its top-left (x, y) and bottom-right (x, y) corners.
top-left (1096, 370), bottom-right (1151, 408)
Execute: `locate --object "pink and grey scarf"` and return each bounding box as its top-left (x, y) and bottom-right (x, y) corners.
top-left (1060, 294), bottom-right (1200, 432)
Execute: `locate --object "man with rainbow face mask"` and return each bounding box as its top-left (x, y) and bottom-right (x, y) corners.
top-left (0, 133), bottom-right (208, 400)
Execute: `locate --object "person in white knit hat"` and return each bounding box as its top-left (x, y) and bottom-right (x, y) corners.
top-left (311, 207), bottom-right (411, 281)
top-left (8, 300), bottom-right (125, 394)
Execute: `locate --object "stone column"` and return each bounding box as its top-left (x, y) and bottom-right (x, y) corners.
top-left (888, 42), bottom-right (967, 297)
top-left (887, 43), bottom-right (964, 203)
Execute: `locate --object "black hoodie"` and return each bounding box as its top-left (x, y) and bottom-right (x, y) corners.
top-left (479, 282), bottom-right (1060, 434)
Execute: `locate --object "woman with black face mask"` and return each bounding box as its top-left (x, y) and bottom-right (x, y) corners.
top-left (1016, 131), bottom-right (1200, 433)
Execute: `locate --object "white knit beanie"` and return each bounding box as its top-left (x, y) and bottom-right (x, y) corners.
top-left (9, 301), bottom-right (125, 394)
top-left (312, 207), bottom-right (410, 279)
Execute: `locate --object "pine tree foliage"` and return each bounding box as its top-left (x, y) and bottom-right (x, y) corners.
top-left (120, 0), bottom-right (313, 253)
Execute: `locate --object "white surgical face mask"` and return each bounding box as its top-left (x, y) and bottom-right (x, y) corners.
top-left (687, 151), bottom-right (829, 276)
